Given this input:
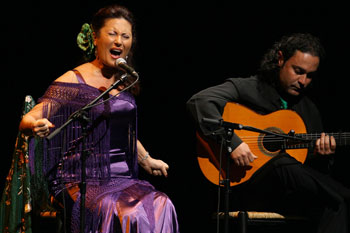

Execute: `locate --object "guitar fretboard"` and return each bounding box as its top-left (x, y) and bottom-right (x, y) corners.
top-left (285, 132), bottom-right (350, 149)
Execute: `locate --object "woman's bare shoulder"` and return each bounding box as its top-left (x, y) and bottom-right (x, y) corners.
top-left (54, 63), bottom-right (89, 83)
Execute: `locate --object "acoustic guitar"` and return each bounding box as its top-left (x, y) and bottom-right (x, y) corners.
top-left (196, 102), bottom-right (349, 187)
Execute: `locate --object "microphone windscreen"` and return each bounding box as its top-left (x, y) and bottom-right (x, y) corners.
top-left (116, 58), bottom-right (127, 67)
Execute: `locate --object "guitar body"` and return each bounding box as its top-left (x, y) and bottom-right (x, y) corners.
top-left (197, 102), bottom-right (308, 186)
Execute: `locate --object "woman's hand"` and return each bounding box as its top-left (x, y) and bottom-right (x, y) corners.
top-left (139, 155), bottom-right (169, 177)
top-left (136, 140), bottom-right (169, 177)
top-left (32, 118), bottom-right (55, 137)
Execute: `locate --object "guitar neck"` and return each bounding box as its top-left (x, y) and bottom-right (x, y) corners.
top-left (288, 132), bottom-right (350, 149)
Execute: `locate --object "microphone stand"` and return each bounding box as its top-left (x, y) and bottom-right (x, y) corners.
top-left (202, 118), bottom-right (240, 233)
top-left (202, 118), bottom-right (310, 233)
top-left (222, 126), bottom-right (234, 233)
top-left (47, 74), bottom-right (129, 233)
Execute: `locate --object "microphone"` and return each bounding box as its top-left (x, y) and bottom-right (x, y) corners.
top-left (202, 118), bottom-right (243, 130)
top-left (116, 58), bottom-right (139, 78)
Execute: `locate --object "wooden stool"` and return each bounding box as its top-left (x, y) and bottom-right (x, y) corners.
top-left (35, 210), bottom-right (63, 233)
top-left (215, 211), bottom-right (308, 233)
top-left (35, 196), bottom-right (64, 233)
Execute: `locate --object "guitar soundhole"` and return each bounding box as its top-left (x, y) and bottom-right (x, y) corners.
top-left (258, 127), bottom-right (284, 157)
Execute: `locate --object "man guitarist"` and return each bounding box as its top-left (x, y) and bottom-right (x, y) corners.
top-left (187, 33), bottom-right (350, 233)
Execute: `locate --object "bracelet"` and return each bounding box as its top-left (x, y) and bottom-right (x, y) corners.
top-left (141, 152), bottom-right (149, 162)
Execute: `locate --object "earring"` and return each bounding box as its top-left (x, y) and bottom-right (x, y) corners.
top-left (94, 46), bottom-right (98, 59)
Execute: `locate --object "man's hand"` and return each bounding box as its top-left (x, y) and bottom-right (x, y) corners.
top-left (230, 142), bottom-right (258, 166)
top-left (315, 132), bottom-right (336, 155)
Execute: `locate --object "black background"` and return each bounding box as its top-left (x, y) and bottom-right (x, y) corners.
top-left (1, 1), bottom-right (350, 232)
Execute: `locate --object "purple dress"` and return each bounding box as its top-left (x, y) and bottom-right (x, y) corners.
top-left (30, 72), bottom-right (180, 233)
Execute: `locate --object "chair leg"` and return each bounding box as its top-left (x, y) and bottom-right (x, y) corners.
top-left (237, 211), bottom-right (248, 233)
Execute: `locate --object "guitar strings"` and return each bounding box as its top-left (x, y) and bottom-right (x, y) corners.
top-left (236, 133), bottom-right (350, 149)
top-left (238, 133), bottom-right (350, 141)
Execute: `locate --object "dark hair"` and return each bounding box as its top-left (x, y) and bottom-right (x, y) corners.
top-left (258, 33), bottom-right (326, 85)
top-left (91, 4), bottom-right (140, 95)
top-left (91, 4), bottom-right (137, 48)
